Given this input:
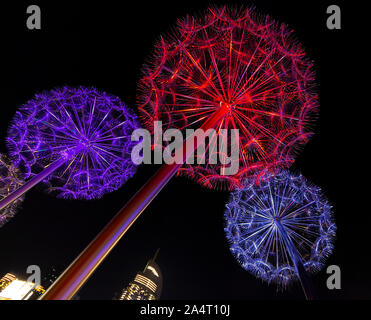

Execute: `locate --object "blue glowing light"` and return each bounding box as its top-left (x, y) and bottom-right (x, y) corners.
top-left (224, 170), bottom-right (336, 286)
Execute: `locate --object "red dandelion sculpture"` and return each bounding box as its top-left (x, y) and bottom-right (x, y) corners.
top-left (139, 6), bottom-right (317, 189)
top-left (42, 6), bottom-right (318, 299)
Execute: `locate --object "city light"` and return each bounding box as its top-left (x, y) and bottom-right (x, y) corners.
top-left (0, 280), bottom-right (35, 300)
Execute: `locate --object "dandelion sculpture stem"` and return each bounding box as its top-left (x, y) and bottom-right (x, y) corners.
top-left (275, 221), bottom-right (316, 300)
top-left (0, 153), bottom-right (70, 211)
top-left (41, 103), bottom-right (229, 300)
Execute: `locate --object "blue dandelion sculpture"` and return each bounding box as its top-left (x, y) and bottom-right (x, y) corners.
top-left (0, 153), bottom-right (24, 227)
top-left (224, 170), bottom-right (336, 299)
top-left (0, 87), bottom-right (140, 211)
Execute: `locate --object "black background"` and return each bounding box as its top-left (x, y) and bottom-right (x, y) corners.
top-left (1, 0), bottom-right (369, 301)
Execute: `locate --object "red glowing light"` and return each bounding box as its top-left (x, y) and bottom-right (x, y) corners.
top-left (138, 6), bottom-right (318, 189)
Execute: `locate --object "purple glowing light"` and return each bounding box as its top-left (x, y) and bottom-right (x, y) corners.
top-left (6, 87), bottom-right (140, 200)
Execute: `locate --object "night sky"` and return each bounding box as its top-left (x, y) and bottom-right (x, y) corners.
top-left (1, 0), bottom-right (369, 300)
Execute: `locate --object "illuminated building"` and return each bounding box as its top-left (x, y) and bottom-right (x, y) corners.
top-left (119, 249), bottom-right (163, 300)
top-left (0, 273), bottom-right (16, 291)
top-left (0, 273), bottom-right (45, 300)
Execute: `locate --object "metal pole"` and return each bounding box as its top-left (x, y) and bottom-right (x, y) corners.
top-left (41, 106), bottom-right (229, 300)
top-left (0, 157), bottom-right (67, 211)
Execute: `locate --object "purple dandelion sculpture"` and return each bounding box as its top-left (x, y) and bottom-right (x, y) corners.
top-left (0, 153), bottom-right (24, 227)
top-left (0, 86), bottom-right (139, 210)
top-left (224, 170), bottom-right (336, 299)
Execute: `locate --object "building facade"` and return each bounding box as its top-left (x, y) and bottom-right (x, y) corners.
top-left (0, 273), bottom-right (45, 300)
top-left (119, 250), bottom-right (163, 300)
